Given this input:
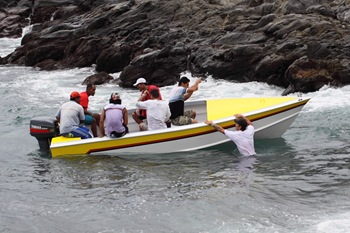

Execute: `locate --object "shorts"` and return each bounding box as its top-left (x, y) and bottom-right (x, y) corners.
top-left (84, 115), bottom-right (94, 125)
top-left (134, 109), bottom-right (146, 120)
top-left (108, 126), bottom-right (128, 138)
top-left (171, 110), bottom-right (193, 126)
top-left (62, 126), bottom-right (92, 139)
top-left (109, 130), bottom-right (126, 138)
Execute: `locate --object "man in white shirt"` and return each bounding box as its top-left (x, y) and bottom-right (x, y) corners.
top-left (136, 89), bottom-right (171, 131)
top-left (205, 114), bottom-right (256, 156)
top-left (132, 77), bottom-right (162, 130)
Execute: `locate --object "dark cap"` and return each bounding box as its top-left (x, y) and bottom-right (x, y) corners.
top-left (234, 117), bottom-right (248, 128)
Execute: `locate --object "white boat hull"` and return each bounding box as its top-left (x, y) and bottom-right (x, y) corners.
top-left (47, 96), bottom-right (310, 157)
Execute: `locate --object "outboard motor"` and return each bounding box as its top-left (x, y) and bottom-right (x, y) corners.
top-left (30, 116), bottom-right (60, 151)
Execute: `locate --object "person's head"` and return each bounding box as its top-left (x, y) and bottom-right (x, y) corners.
top-left (234, 117), bottom-right (248, 131)
top-left (70, 91), bottom-right (81, 103)
top-left (178, 76), bottom-right (190, 88)
top-left (86, 83), bottom-right (96, 96)
top-left (109, 92), bottom-right (121, 104)
top-left (133, 77), bottom-right (147, 91)
top-left (150, 89), bottom-right (160, 99)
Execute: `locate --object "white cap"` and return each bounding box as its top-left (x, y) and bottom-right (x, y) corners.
top-left (133, 78), bottom-right (147, 86)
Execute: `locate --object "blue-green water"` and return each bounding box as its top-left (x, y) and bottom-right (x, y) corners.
top-left (1, 38), bottom-right (350, 233)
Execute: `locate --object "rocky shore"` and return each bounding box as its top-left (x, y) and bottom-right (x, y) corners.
top-left (1, 0), bottom-right (350, 95)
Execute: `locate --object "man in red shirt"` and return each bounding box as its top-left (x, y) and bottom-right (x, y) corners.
top-left (80, 83), bottom-right (100, 137)
top-left (132, 77), bottom-right (162, 130)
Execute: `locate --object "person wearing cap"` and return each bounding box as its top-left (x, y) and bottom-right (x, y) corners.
top-left (99, 93), bottom-right (128, 138)
top-left (136, 89), bottom-right (171, 131)
top-left (205, 114), bottom-right (256, 156)
top-left (168, 76), bottom-right (202, 126)
top-left (55, 92), bottom-right (92, 139)
top-left (132, 77), bottom-right (162, 131)
top-left (80, 83), bottom-right (100, 137)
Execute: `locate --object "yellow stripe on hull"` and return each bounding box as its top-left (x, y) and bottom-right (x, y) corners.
top-left (50, 125), bottom-right (215, 157)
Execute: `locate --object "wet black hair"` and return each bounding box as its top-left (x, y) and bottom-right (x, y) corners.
top-left (234, 118), bottom-right (248, 131)
top-left (110, 99), bottom-right (121, 104)
top-left (178, 76), bottom-right (190, 85)
top-left (109, 92), bottom-right (121, 104)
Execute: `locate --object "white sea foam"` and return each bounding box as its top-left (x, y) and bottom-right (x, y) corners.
top-left (309, 85), bottom-right (350, 109)
top-left (316, 212), bottom-right (350, 233)
top-left (0, 38), bottom-right (21, 57)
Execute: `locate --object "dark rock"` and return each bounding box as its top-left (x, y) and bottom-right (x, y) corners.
top-left (25, 43), bottom-right (65, 66)
top-left (0, 6), bottom-right (31, 38)
top-left (35, 59), bottom-right (66, 70)
top-left (95, 45), bottom-right (133, 73)
top-left (51, 6), bottom-right (81, 21)
top-left (282, 56), bottom-right (350, 95)
top-left (119, 47), bottom-right (185, 87)
top-left (0, 0), bottom-right (17, 7)
top-left (2, 0), bottom-right (350, 94)
top-left (307, 41), bottom-right (331, 59)
top-left (82, 71), bottom-right (114, 85)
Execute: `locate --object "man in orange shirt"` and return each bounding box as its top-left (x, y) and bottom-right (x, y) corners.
top-left (80, 83), bottom-right (100, 137)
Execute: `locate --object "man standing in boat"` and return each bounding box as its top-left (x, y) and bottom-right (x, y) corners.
top-left (80, 83), bottom-right (100, 137)
top-left (55, 91), bottom-right (92, 139)
top-left (168, 77), bottom-right (201, 126)
top-left (205, 114), bottom-right (256, 156)
top-left (132, 77), bottom-right (162, 131)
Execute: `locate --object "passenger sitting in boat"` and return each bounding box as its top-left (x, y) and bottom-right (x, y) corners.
top-left (55, 91), bottom-right (92, 139)
top-left (80, 83), bottom-right (101, 137)
top-left (168, 77), bottom-right (201, 126)
top-left (99, 93), bottom-right (128, 138)
top-left (136, 89), bottom-right (171, 131)
top-left (132, 77), bottom-right (162, 131)
top-left (205, 114), bottom-right (256, 156)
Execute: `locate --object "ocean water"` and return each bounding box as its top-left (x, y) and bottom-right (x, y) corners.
top-left (1, 37), bottom-right (350, 233)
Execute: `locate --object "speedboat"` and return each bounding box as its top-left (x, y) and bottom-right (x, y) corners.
top-left (30, 96), bottom-right (310, 158)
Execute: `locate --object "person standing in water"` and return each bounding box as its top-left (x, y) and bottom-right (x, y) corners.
top-left (205, 114), bottom-right (256, 156)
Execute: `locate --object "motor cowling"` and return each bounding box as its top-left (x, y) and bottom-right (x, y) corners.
top-left (30, 116), bottom-right (60, 151)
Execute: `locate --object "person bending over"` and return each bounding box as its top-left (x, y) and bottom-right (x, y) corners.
top-left (99, 93), bottom-right (128, 138)
top-left (205, 114), bottom-right (256, 156)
